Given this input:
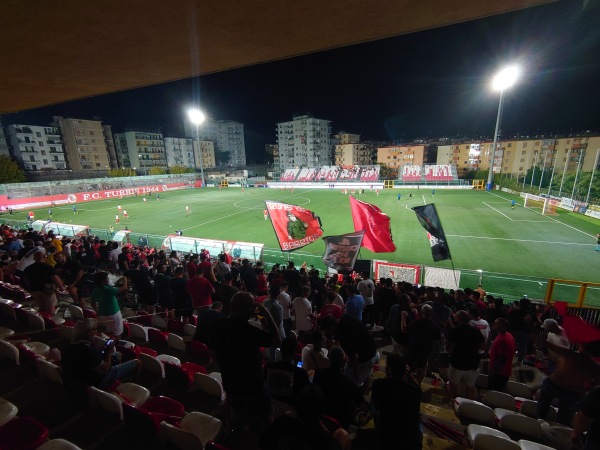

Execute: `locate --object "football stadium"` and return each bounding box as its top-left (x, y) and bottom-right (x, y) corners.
top-left (2, 165), bottom-right (599, 306)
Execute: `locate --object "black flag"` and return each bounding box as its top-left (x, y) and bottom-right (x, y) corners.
top-left (412, 204), bottom-right (451, 262)
top-left (322, 231), bottom-right (365, 272)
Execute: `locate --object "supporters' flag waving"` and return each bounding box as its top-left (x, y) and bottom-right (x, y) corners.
top-left (349, 196), bottom-right (396, 253)
top-left (412, 203), bottom-right (451, 262)
top-left (322, 231), bottom-right (365, 272)
top-left (265, 201), bottom-right (323, 252)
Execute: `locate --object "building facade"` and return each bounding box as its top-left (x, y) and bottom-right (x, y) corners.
top-left (193, 140), bottom-right (216, 170)
top-left (102, 124), bottom-right (118, 169)
top-left (5, 124), bottom-right (67, 172)
top-left (53, 116), bottom-right (111, 172)
top-left (0, 120), bottom-right (10, 157)
top-left (114, 131), bottom-right (167, 172)
top-left (275, 115), bottom-right (332, 171)
top-left (185, 119), bottom-right (246, 166)
top-left (376, 145), bottom-right (425, 170)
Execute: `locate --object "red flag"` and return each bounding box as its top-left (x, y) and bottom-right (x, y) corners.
top-left (349, 196), bottom-right (396, 253)
top-left (266, 201), bottom-right (323, 252)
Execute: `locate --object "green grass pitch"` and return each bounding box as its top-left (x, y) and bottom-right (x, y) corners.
top-left (7, 187), bottom-right (600, 305)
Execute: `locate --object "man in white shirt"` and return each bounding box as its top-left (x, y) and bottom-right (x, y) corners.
top-left (293, 285), bottom-right (314, 337)
top-left (357, 272), bottom-right (375, 327)
top-left (277, 281), bottom-right (293, 337)
top-left (542, 318), bottom-right (570, 348)
top-left (469, 306), bottom-right (491, 345)
top-left (107, 242), bottom-right (121, 271)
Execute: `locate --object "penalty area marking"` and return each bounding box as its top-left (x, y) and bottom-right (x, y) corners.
top-left (487, 191), bottom-right (596, 239)
top-left (482, 202), bottom-right (546, 222)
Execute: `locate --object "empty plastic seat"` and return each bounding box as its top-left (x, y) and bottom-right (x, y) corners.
top-left (129, 323), bottom-right (149, 342)
top-left (139, 353), bottom-right (166, 378)
top-left (88, 386), bottom-right (125, 420)
top-left (505, 381), bottom-right (532, 399)
top-left (147, 327), bottom-right (169, 345)
top-left (27, 313), bottom-right (45, 330)
top-left (136, 311), bottom-right (152, 327)
top-left (58, 325), bottom-right (76, 341)
top-left (114, 382), bottom-right (151, 406)
top-left (151, 314), bottom-right (168, 330)
top-left (518, 440), bottom-right (555, 450)
top-left (483, 390), bottom-right (516, 411)
top-left (0, 416), bottom-right (49, 450)
top-left (165, 361), bottom-right (207, 389)
top-left (453, 397), bottom-right (495, 426)
top-left (0, 302), bottom-right (17, 322)
top-left (0, 327), bottom-right (14, 339)
top-left (519, 400), bottom-right (557, 421)
top-left (186, 340), bottom-right (211, 362)
top-left (0, 398), bottom-right (18, 427)
top-left (167, 319), bottom-right (185, 335)
top-left (467, 424), bottom-right (515, 450)
top-left (495, 408), bottom-right (543, 441)
top-left (36, 358), bottom-right (63, 385)
top-left (194, 372), bottom-right (226, 402)
top-left (37, 438), bottom-right (83, 449)
top-left (161, 411), bottom-right (223, 450)
top-left (68, 305), bottom-right (84, 320)
top-left (184, 324), bottom-right (196, 337)
top-left (167, 333), bottom-right (187, 352)
top-left (0, 339), bottom-right (20, 365)
top-left (476, 373), bottom-right (489, 389)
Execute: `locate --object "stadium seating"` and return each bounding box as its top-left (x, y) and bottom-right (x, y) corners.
top-left (453, 397), bottom-right (495, 426)
top-left (494, 408), bottom-right (543, 441)
top-left (160, 411), bottom-right (223, 450)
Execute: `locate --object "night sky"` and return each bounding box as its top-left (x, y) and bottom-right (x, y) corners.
top-left (2, 1), bottom-right (599, 164)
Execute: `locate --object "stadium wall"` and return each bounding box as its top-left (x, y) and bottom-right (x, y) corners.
top-left (0, 181), bottom-right (194, 210)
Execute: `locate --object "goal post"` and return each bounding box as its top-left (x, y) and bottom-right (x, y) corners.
top-left (523, 193), bottom-right (557, 215)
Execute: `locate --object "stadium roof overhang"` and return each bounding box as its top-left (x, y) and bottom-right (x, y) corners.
top-left (1, 0), bottom-right (555, 115)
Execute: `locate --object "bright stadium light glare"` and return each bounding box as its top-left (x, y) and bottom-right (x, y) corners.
top-left (187, 108), bottom-right (206, 187)
top-left (492, 66), bottom-right (519, 91)
top-left (187, 108), bottom-right (205, 125)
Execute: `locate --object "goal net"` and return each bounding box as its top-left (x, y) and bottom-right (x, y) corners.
top-left (523, 194), bottom-right (557, 215)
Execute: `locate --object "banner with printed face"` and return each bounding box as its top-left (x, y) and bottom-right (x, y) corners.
top-left (265, 201), bottom-right (323, 251)
top-left (321, 231), bottom-right (364, 272)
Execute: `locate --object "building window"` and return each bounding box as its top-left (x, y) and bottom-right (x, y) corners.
top-left (36, 132), bottom-right (41, 137)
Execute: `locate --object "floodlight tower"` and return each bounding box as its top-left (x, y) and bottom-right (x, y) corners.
top-left (486, 66), bottom-right (519, 190)
top-left (188, 108), bottom-right (206, 187)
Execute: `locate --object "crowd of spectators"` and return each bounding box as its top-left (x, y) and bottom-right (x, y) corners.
top-left (2, 220), bottom-right (600, 449)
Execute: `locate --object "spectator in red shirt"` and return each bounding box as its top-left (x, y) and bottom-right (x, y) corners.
top-left (187, 254), bottom-right (199, 279)
top-left (187, 266), bottom-right (215, 316)
top-left (488, 318), bottom-right (516, 391)
top-left (198, 253), bottom-right (212, 276)
top-left (319, 291), bottom-right (343, 321)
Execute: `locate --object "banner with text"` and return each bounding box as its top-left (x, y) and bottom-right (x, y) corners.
top-left (266, 201), bottom-right (323, 251)
top-left (322, 231), bottom-right (364, 272)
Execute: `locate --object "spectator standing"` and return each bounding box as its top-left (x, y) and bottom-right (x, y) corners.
top-left (447, 310), bottom-right (485, 399)
top-left (572, 386), bottom-right (600, 450)
top-left (405, 304), bottom-right (439, 385)
top-left (153, 263), bottom-right (172, 317)
top-left (187, 266), bottom-right (215, 316)
top-left (90, 272), bottom-right (129, 338)
top-left (357, 272), bottom-right (376, 327)
top-left (169, 267), bottom-right (193, 324)
top-left (293, 286), bottom-right (314, 337)
top-left (240, 258), bottom-right (258, 294)
top-left (125, 259), bottom-right (155, 314)
top-left (488, 318), bottom-right (516, 391)
top-left (277, 281), bottom-right (293, 337)
top-left (344, 285), bottom-right (364, 322)
top-left (209, 292), bottom-right (282, 433)
top-left (23, 250), bottom-right (65, 315)
top-left (371, 354), bottom-right (423, 450)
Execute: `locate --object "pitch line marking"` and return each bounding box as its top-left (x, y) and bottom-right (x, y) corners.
top-left (487, 191), bottom-right (596, 239)
top-left (446, 234), bottom-right (592, 246)
top-left (483, 202), bottom-right (513, 220)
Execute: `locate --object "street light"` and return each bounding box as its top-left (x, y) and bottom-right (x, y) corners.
top-left (188, 108), bottom-right (206, 187)
top-left (486, 66), bottom-right (519, 190)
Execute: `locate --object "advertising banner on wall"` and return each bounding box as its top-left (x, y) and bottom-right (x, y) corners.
top-left (1, 182), bottom-right (191, 210)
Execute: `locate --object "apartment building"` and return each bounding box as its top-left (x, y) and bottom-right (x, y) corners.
top-left (53, 116), bottom-right (111, 172)
top-left (185, 119), bottom-right (246, 166)
top-left (102, 125), bottom-right (118, 169)
top-left (5, 124), bottom-right (67, 171)
top-left (275, 114), bottom-right (332, 171)
top-left (376, 144), bottom-right (425, 170)
top-left (114, 131), bottom-right (167, 172)
top-left (193, 139), bottom-right (216, 169)
top-left (0, 120), bottom-right (9, 157)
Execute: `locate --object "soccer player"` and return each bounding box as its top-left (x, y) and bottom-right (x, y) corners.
top-left (432, 189), bottom-right (435, 197)
top-left (28, 211), bottom-right (35, 221)
top-left (397, 193), bottom-right (401, 202)
top-left (263, 208), bottom-right (268, 220)
top-left (156, 194), bottom-right (160, 200)
top-left (72, 205), bottom-right (78, 214)
top-left (596, 233), bottom-right (600, 252)
top-left (511, 199), bottom-right (516, 209)
top-left (186, 205), bottom-right (190, 216)
top-left (123, 210), bottom-right (128, 219)
top-left (115, 214), bottom-right (120, 224)
top-left (117, 204), bottom-right (122, 212)
top-left (376, 189), bottom-right (380, 196)
top-left (143, 197), bottom-right (147, 204)
top-left (48, 209), bottom-right (53, 219)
